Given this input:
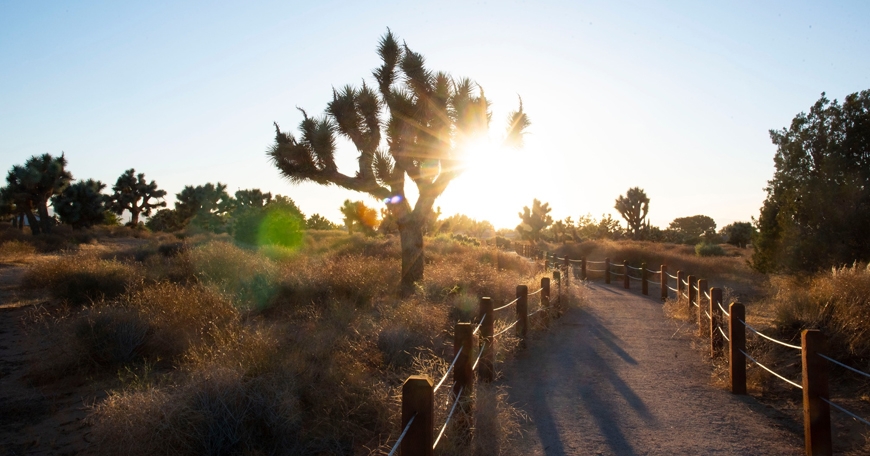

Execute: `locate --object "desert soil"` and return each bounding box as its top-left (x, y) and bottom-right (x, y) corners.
top-left (500, 281), bottom-right (804, 455)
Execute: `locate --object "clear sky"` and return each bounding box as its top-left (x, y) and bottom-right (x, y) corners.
top-left (2, 1), bottom-right (869, 230)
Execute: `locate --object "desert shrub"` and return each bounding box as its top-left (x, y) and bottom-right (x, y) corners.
top-left (0, 240), bottom-right (37, 262)
top-left (695, 242), bottom-right (725, 257)
top-left (188, 241), bottom-right (280, 310)
top-left (74, 308), bottom-right (149, 365)
top-left (23, 254), bottom-right (140, 305)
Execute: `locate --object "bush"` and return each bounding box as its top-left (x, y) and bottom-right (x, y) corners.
top-left (23, 255), bottom-right (140, 305)
top-left (74, 308), bottom-right (148, 365)
top-left (0, 240), bottom-right (37, 262)
top-left (695, 242), bottom-right (725, 257)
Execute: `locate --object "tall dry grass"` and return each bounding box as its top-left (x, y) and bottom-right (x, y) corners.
top-left (20, 232), bottom-right (547, 455)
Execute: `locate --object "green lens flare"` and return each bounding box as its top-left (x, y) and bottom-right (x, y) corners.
top-left (257, 209), bottom-right (304, 249)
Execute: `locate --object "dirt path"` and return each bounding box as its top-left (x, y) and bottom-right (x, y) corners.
top-left (500, 281), bottom-right (803, 455)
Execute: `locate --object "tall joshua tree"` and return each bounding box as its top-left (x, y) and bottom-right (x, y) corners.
top-left (53, 179), bottom-right (109, 229)
top-left (110, 169), bottom-right (167, 226)
top-left (269, 30), bottom-right (530, 296)
top-left (614, 187), bottom-right (649, 240)
top-left (4, 153), bottom-right (72, 235)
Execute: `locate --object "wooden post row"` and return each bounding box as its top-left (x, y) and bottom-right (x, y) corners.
top-left (478, 297), bottom-right (494, 383)
top-left (454, 323), bottom-right (473, 402)
top-left (660, 265), bottom-right (668, 301)
top-left (802, 329), bottom-right (832, 456)
top-left (623, 260), bottom-right (629, 289)
top-left (541, 277), bottom-right (551, 326)
top-left (517, 285), bottom-right (528, 348)
top-left (641, 262), bottom-right (648, 296)
top-left (729, 302), bottom-right (746, 395)
top-left (697, 279), bottom-right (707, 333)
top-left (564, 256), bottom-right (570, 290)
top-left (401, 375), bottom-right (434, 456)
top-left (581, 257), bottom-right (587, 281)
top-left (687, 275), bottom-right (696, 317)
top-left (677, 270), bottom-right (684, 306)
top-left (605, 258), bottom-right (611, 284)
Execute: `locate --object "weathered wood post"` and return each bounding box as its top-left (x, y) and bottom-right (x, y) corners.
top-left (677, 270), bottom-right (685, 305)
top-left (517, 285), bottom-right (528, 348)
top-left (581, 257), bottom-right (587, 280)
top-left (401, 375), bottom-right (434, 455)
top-left (605, 258), bottom-right (611, 284)
top-left (564, 256), bottom-right (570, 290)
top-left (660, 265), bottom-right (668, 301)
top-left (478, 297), bottom-right (494, 383)
top-left (687, 274), bottom-right (697, 317)
top-left (729, 302), bottom-right (746, 395)
top-left (641, 262), bottom-right (648, 296)
top-left (454, 323), bottom-right (473, 403)
top-left (541, 277), bottom-right (551, 325)
top-left (697, 279), bottom-right (708, 333)
top-left (623, 260), bottom-right (630, 289)
top-left (710, 288), bottom-right (723, 357)
top-left (802, 329), bottom-right (832, 456)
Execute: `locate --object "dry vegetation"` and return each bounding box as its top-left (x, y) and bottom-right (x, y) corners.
top-left (9, 229), bottom-right (558, 455)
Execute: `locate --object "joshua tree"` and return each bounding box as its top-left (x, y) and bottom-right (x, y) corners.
top-left (175, 182), bottom-right (234, 232)
top-left (109, 169), bottom-right (167, 226)
top-left (340, 199), bottom-right (378, 235)
top-left (269, 30), bottom-right (529, 296)
top-left (4, 153), bottom-right (72, 235)
top-left (614, 187), bottom-right (649, 240)
top-left (234, 189), bottom-right (273, 208)
top-left (516, 199), bottom-right (553, 241)
top-left (52, 179), bottom-right (109, 229)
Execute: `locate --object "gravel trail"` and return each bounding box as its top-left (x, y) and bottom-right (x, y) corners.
top-left (500, 281), bottom-right (802, 455)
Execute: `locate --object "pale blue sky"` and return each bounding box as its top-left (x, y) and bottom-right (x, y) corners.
top-left (2, 1), bottom-right (869, 229)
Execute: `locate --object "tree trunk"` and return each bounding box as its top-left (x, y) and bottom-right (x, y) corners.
top-left (24, 209), bottom-right (41, 235)
top-left (130, 207), bottom-right (140, 226)
top-left (398, 217), bottom-right (424, 298)
top-left (37, 200), bottom-right (52, 234)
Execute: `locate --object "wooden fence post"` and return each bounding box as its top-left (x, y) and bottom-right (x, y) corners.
top-left (605, 258), bottom-right (611, 284)
top-left (454, 323), bottom-right (473, 403)
top-left (660, 265), bottom-right (668, 301)
top-left (517, 285), bottom-right (528, 348)
top-left (564, 256), bottom-right (570, 290)
top-left (677, 270), bottom-right (684, 305)
top-left (401, 375), bottom-right (434, 456)
top-left (710, 288), bottom-right (723, 357)
top-left (697, 279), bottom-right (708, 333)
top-left (478, 297), bottom-right (494, 383)
top-left (541, 277), bottom-right (551, 325)
top-left (729, 302), bottom-right (746, 395)
top-left (641, 262), bottom-right (648, 296)
top-left (802, 329), bottom-right (832, 456)
top-left (581, 257), bottom-right (587, 280)
top-left (687, 275), bottom-right (697, 317)
top-left (623, 260), bottom-right (630, 289)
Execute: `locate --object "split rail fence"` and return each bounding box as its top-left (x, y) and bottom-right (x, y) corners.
top-left (388, 250), bottom-right (566, 455)
top-left (535, 249), bottom-right (869, 456)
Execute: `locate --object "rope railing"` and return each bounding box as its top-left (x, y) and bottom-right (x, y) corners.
top-left (493, 298), bottom-right (519, 312)
top-left (682, 292), bottom-right (689, 300)
top-left (626, 264), bottom-right (642, 271)
top-left (527, 287), bottom-right (543, 296)
top-left (704, 309), bottom-right (711, 320)
top-left (739, 318), bottom-right (802, 350)
top-left (494, 320), bottom-right (519, 337)
top-left (646, 268), bottom-right (661, 274)
top-left (432, 385), bottom-right (464, 449)
top-left (667, 272), bottom-right (678, 280)
top-left (717, 325), bottom-right (730, 342)
top-left (819, 354), bottom-right (870, 379)
top-left (433, 347), bottom-right (463, 393)
top-left (611, 272), bottom-right (624, 277)
top-left (821, 397), bottom-right (870, 427)
top-left (587, 267), bottom-right (606, 272)
top-left (704, 291), bottom-right (711, 300)
top-left (668, 286), bottom-right (678, 292)
top-left (586, 259), bottom-right (606, 264)
top-left (569, 258), bottom-right (583, 263)
top-left (387, 414), bottom-right (416, 456)
top-left (739, 348), bottom-right (803, 390)
top-left (472, 342), bottom-right (487, 370)
top-left (718, 301), bottom-right (730, 317)
top-left (692, 299), bottom-right (699, 308)
top-left (681, 278), bottom-right (689, 286)
top-left (472, 313), bottom-right (486, 335)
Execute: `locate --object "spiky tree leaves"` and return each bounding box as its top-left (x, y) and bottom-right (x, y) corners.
top-left (4, 153), bottom-right (72, 235)
top-left (110, 169), bottom-right (167, 226)
top-left (269, 30), bottom-right (529, 296)
top-left (614, 187), bottom-right (650, 240)
top-left (306, 213), bottom-right (339, 230)
top-left (175, 183), bottom-right (234, 232)
top-left (52, 179), bottom-right (109, 229)
top-left (516, 199), bottom-right (553, 241)
top-left (234, 189), bottom-right (272, 209)
top-left (339, 200), bottom-right (378, 236)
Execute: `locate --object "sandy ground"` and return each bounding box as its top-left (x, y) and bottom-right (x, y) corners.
top-left (500, 280), bottom-right (804, 455)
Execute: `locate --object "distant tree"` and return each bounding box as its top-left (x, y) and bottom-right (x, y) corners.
top-left (752, 90), bottom-right (870, 272)
top-left (268, 30), bottom-right (529, 296)
top-left (103, 211), bottom-right (123, 226)
top-left (437, 213), bottom-right (493, 238)
top-left (306, 213), bottom-right (339, 230)
top-left (109, 169), bottom-right (167, 226)
top-left (146, 208), bottom-right (186, 232)
top-left (340, 200), bottom-right (378, 235)
top-left (614, 187), bottom-right (649, 240)
top-left (516, 199), bottom-right (553, 241)
top-left (3, 153), bottom-right (72, 235)
top-left (52, 179), bottom-right (109, 229)
top-left (575, 213), bottom-right (623, 240)
top-left (721, 222), bottom-right (754, 248)
top-left (175, 183), bottom-right (234, 232)
top-left (0, 186), bottom-right (24, 229)
top-left (668, 215), bottom-right (716, 245)
top-left (234, 189), bottom-right (272, 208)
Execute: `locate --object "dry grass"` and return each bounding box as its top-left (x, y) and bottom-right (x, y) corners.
top-left (19, 232), bottom-right (542, 455)
top-left (0, 240), bottom-right (38, 263)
